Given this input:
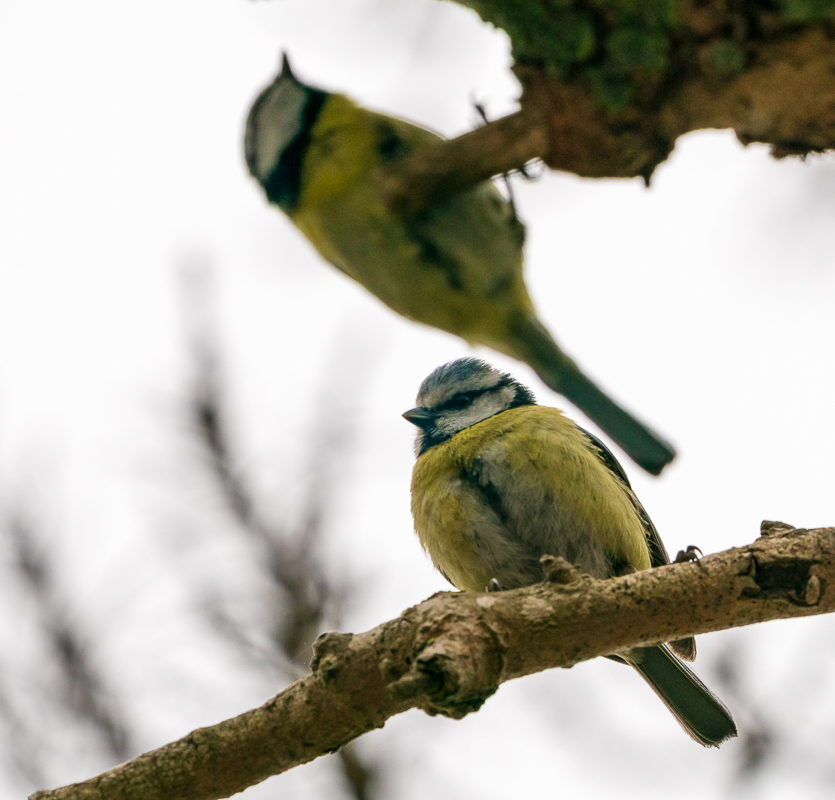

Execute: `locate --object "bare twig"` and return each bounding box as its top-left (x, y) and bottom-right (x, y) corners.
top-left (0, 678), bottom-right (45, 787)
top-left (30, 524), bottom-right (835, 800)
top-left (8, 511), bottom-right (131, 763)
top-left (180, 263), bottom-right (378, 798)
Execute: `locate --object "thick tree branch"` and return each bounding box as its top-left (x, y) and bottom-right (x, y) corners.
top-left (31, 523), bottom-right (835, 800)
top-left (660, 28), bottom-right (835, 158)
top-left (380, 10), bottom-right (835, 213)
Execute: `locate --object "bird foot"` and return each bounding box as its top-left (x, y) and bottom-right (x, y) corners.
top-left (486, 578), bottom-right (505, 592)
top-left (674, 545), bottom-right (703, 564)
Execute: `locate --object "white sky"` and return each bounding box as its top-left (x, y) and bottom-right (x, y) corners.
top-left (1, 1), bottom-right (835, 798)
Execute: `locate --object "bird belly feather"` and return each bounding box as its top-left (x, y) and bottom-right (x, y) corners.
top-left (411, 407), bottom-right (652, 592)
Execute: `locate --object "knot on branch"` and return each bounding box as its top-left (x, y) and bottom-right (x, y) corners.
top-left (760, 520), bottom-right (798, 538)
top-left (738, 551), bottom-right (827, 607)
top-left (540, 555), bottom-right (583, 584)
top-left (311, 631), bottom-right (354, 684)
top-left (412, 601), bottom-right (504, 720)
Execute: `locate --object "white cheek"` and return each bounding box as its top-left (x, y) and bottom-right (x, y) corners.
top-left (435, 414), bottom-right (467, 436)
top-left (470, 387), bottom-right (515, 422)
top-left (440, 386), bottom-right (517, 434)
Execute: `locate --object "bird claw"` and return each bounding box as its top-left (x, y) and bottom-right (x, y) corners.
top-left (486, 578), bottom-right (505, 592)
top-left (674, 545), bottom-right (703, 564)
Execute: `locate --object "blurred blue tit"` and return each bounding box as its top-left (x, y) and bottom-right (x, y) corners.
top-left (404, 358), bottom-right (736, 746)
top-left (245, 54), bottom-right (675, 475)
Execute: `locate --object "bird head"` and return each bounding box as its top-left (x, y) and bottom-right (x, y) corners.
top-left (245, 53), bottom-right (327, 213)
top-left (403, 358), bottom-right (535, 455)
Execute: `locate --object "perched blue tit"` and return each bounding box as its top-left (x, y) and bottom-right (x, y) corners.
top-left (404, 357), bottom-right (737, 746)
top-left (245, 55), bottom-right (676, 476)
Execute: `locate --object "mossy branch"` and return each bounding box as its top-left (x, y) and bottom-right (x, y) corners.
top-left (380, 7), bottom-right (835, 213)
top-left (30, 522), bottom-right (835, 800)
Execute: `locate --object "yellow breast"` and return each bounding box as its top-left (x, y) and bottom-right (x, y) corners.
top-left (410, 406), bottom-right (652, 592)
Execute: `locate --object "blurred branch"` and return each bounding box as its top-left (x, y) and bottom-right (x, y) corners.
top-left (378, 106), bottom-right (547, 216)
top-left (376, 13), bottom-right (835, 206)
top-left (8, 510), bottom-right (131, 763)
top-left (191, 332), bottom-right (334, 663)
top-left (180, 263), bottom-right (377, 798)
top-left (0, 677), bottom-right (45, 787)
top-left (30, 523), bottom-right (835, 800)
top-left (711, 643), bottom-right (778, 778)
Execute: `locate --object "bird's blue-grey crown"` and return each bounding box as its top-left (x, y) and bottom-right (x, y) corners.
top-left (404, 358), bottom-right (536, 455)
top-left (245, 54), bottom-right (327, 213)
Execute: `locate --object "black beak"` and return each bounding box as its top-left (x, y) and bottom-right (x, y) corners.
top-left (402, 408), bottom-right (435, 430)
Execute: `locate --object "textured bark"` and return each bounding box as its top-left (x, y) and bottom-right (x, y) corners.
top-left (660, 27), bottom-right (835, 157)
top-left (30, 523), bottom-right (835, 800)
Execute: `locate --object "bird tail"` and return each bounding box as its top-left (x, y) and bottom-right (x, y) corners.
top-left (504, 313), bottom-right (675, 476)
top-left (630, 645), bottom-right (737, 747)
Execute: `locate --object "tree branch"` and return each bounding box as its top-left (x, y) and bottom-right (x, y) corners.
top-left (378, 105), bottom-right (548, 215)
top-left (30, 522), bottom-right (835, 800)
top-left (378, 11), bottom-right (835, 213)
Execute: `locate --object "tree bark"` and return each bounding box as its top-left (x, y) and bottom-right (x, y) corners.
top-left (380, 4), bottom-right (835, 213)
top-left (30, 523), bottom-right (835, 800)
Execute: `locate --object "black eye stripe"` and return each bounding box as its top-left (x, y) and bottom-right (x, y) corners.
top-left (415, 372), bottom-right (536, 456)
top-left (433, 379), bottom-right (512, 413)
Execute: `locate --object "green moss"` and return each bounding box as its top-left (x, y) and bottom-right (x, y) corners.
top-left (459, 0), bottom-right (680, 111)
top-left (708, 40), bottom-right (747, 78)
top-left (775, 0), bottom-right (835, 22)
top-left (464, 1), bottom-right (598, 72)
top-left (587, 71), bottom-right (635, 111)
top-left (606, 27), bottom-right (669, 73)
top-left (591, 0), bottom-right (679, 28)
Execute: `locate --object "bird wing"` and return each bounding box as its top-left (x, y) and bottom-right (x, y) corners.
top-left (578, 427), bottom-right (697, 661)
top-left (382, 117), bottom-right (526, 300)
top-left (445, 407), bottom-right (654, 581)
top-left (578, 427), bottom-right (670, 568)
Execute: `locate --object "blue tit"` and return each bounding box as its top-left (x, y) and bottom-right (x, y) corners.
top-left (404, 357), bottom-right (737, 746)
top-left (245, 55), bottom-right (675, 476)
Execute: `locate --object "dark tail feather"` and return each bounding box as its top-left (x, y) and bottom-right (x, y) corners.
top-left (631, 645), bottom-right (737, 747)
top-left (506, 315), bottom-right (676, 476)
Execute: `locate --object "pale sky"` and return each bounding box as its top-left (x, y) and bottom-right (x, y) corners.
top-left (1, 1), bottom-right (835, 798)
